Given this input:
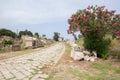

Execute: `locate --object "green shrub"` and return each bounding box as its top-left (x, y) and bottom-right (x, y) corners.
top-left (117, 52), bottom-right (120, 59)
top-left (2, 39), bottom-right (13, 46)
top-left (83, 37), bottom-right (111, 59)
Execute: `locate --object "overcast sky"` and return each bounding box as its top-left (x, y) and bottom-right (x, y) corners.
top-left (0, 0), bottom-right (120, 39)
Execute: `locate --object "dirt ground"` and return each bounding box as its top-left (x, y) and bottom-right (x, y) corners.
top-left (45, 56), bottom-right (120, 80)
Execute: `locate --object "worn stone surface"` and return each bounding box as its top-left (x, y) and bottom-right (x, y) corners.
top-left (0, 43), bottom-right (65, 80)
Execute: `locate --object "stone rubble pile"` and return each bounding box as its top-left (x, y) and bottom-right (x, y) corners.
top-left (70, 44), bottom-right (97, 62)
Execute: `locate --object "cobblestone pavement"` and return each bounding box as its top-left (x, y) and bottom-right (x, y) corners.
top-left (0, 43), bottom-right (65, 80)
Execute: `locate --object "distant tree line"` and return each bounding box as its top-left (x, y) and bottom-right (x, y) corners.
top-left (0, 28), bottom-right (63, 41)
top-left (0, 28), bottom-right (17, 38)
top-left (34, 32), bottom-right (39, 38)
top-left (0, 28), bottom-right (39, 38)
top-left (18, 30), bottom-right (33, 38)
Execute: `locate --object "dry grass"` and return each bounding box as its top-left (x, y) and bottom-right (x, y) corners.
top-left (110, 39), bottom-right (120, 52)
top-left (0, 49), bottom-right (35, 60)
top-left (75, 38), bottom-right (84, 47)
top-left (0, 43), bottom-right (56, 60)
top-left (109, 38), bottom-right (120, 59)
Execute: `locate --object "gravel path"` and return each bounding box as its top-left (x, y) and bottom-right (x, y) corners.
top-left (0, 43), bottom-right (65, 80)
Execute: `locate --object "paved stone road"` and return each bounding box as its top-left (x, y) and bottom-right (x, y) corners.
top-left (0, 43), bottom-right (65, 80)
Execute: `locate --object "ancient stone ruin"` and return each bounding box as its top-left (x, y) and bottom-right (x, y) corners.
top-left (70, 44), bottom-right (97, 62)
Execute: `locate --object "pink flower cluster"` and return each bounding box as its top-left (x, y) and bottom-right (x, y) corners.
top-left (77, 27), bottom-right (80, 31)
top-left (116, 30), bottom-right (120, 36)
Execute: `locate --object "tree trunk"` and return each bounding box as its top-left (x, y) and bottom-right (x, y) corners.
top-left (72, 32), bottom-right (77, 40)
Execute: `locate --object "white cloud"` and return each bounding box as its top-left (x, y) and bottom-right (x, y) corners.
top-left (0, 0), bottom-right (77, 25)
top-left (0, 0), bottom-right (119, 25)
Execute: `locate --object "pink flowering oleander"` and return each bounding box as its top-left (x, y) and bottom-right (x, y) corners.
top-left (67, 5), bottom-right (120, 38)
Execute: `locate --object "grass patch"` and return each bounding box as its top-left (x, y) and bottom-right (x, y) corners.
top-left (91, 62), bottom-right (120, 80)
top-left (75, 38), bottom-right (84, 47)
top-left (68, 67), bottom-right (120, 80)
top-left (115, 68), bottom-right (120, 74)
top-left (46, 74), bottom-right (63, 80)
top-left (67, 67), bottom-right (99, 80)
top-left (0, 50), bottom-right (5, 53)
top-left (63, 42), bottom-right (71, 57)
top-left (56, 42), bottom-right (71, 64)
top-left (116, 51), bottom-right (120, 59)
top-left (92, 62), bottom-right (120, 74)
top-left (92, 62), bottom-right (112, 73)
top-left (67, 61), bottom-right (120, 80)
top-left (46, 72), bottom-right (55, 80)
top-left (109, 39), bottom-right (120, 58)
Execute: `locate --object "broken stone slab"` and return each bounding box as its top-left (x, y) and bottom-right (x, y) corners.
top-left (92, 51), bottom-right (97, 57)
top-left (84, 55), bottom-right (90, 61)
top-left (73, 51), bottom-right (84, 60)
top-left (70, 46), bottom-right (97, 62)
top-left (70, 49), bottom-right (74, 58)
top-left (83, 50), bottom-right (91, 56)
top-left (71, 48), bottom-right (84, 61)
top-left (89, 57), bottom-right (95, 62)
